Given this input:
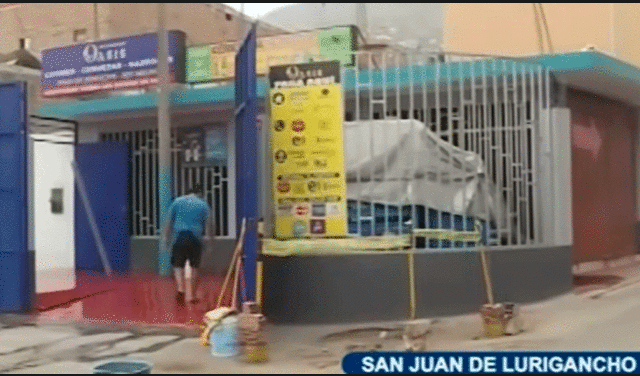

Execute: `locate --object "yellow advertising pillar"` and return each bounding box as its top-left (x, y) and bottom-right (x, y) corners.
top-left (268, 61), bottom-right (347, 239)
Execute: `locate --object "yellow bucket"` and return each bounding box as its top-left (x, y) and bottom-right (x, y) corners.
top-left (242, 343), bottom-right (269, 363)
top-left (482, 317), bottom-right (506, 338)
top-left (480, 304), bottom-right (507, 338)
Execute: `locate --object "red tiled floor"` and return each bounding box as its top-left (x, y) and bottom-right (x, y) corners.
top-left (36, 271), bottom-right (229, 328)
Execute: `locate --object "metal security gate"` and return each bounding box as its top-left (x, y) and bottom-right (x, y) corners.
top-left (0, 82), bottom-right (30, 312)
top-left (99, 129), bottom-right (231, 238)
top-left (338, 51), bottom-right (550, 248)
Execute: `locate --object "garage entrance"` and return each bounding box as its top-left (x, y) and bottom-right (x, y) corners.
top-left (569, 89), bottom-right (638, 264)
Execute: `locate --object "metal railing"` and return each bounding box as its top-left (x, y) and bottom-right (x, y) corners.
top-left (337, 50), bottom-right (550, 248)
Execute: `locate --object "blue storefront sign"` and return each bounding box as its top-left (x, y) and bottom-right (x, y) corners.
top-left (41, 30), bottom-right (186, 97)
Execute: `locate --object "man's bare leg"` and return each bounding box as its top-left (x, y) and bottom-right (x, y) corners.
top-left (174, 267), bottom-right (186, 303)
top-left (186, 268), bottom-right (199, 303)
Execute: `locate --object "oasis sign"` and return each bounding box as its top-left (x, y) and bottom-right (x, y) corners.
top-left (41, 30), bottom-right (186, 97)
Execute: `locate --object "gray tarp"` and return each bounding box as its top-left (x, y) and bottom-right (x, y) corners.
top-left (344, 119), bottom-right (505, 224)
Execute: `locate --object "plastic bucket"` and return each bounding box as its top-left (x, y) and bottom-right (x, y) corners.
top-left (482, 317), bottom-right (506, 338)
top-left (93, 360), bottom-right (152, 374)
top-left (242, 343), bottom-right (269, 363)
top-left (210, 315), bottom-right (240, 357)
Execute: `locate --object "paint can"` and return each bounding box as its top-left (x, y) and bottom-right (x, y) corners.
top-left (480, 303), bottom-right (507, 338)
top-left (243, 343), bottom-right (269, 363)
top-left (238, 302), bottom-right (269, 363)
top-left (209, 315), bottom-right (239, 357)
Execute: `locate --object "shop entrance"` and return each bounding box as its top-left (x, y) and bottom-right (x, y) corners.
top-left (74, 142), bottom-right (130, 273)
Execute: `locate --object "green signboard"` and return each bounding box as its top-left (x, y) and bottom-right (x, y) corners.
top-left (318, 26), bottom-right (356, 66)
top-left (185, 26), bottom-right (357, 83)
top-left (186, 45), bottom-right (211, 83)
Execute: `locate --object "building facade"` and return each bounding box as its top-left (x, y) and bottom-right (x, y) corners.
top-left (444, 3), bottom-right (640, 67)
top-left (0, 3), bottom-right (285, 55)
top-left (19, 4), bottom-right (640, 322)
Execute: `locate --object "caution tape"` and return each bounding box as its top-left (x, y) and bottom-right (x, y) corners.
top-left (411, 228), bottom-right (482, 242)
top-left (261, 224), bottom-right (483, 257)
top-left (261, 236), bottom-right (412, 257)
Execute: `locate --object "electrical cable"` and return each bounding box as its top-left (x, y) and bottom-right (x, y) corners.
top-left (532, 3), bottom-right (545, 54)
top-left (537, 3), bottom-right (554, 53)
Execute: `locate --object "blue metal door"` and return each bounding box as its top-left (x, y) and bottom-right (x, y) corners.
top-left (75, 142), bottom-right (130, 274)
top-left (0, 82), bottom-right (30, 312)
top-left (235, 23), bottom-right (258, 302)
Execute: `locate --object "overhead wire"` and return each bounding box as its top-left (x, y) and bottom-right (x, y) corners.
top-left (532, 3), bottom-right (545, 54)
top-left (537, 3), bottom-right (554, 53)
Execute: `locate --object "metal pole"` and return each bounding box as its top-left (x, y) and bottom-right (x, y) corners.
top-left (157, 3), bottom-right (172, 276)
top-left (93, 3), bottom-right (99, 41)
top-left (240, 3), bottom-right (245, 40)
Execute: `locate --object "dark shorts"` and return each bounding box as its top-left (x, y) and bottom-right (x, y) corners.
top-left (171, 231), bottom-right (202, 268)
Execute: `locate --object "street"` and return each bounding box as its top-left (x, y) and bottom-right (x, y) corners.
top-left (1, 271), bottom-right (640, 374)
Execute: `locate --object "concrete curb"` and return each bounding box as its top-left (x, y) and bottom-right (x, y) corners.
top-left (584, 274), bottom-right (640, 299)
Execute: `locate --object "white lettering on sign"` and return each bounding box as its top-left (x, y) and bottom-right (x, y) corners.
top-left (305, 76), bottom-right (335, 86)
top-left (80, 63), bottom-right (123, 74)
top-left (83, 44), bottom-right (127, 64)
top-left (273, 76), bottom-right (336, 88)
top-left (44, 68), bottom-right (77, 79)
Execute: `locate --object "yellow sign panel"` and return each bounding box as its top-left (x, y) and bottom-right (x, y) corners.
top-left (270, 83), bottom-right (346, 239)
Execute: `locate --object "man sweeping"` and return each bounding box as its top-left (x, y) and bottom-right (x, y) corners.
top-left (163, 184), bottom-right (215, 305)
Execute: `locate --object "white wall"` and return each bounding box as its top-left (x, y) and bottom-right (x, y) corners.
top-left (540, 108), bottom-right (573, 247)
top-left (33, 139), bottom-right (75, 294)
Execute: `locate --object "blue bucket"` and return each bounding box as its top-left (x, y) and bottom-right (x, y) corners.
top-left (93, 360), bottom-right (152, 374)
top-left (210, 315), bottom-right (239, 357)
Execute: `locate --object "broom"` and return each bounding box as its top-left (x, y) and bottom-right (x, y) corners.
top-left (200, 218), bottom-right (247, 346)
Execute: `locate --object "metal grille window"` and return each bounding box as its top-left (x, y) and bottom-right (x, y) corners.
top-left (338, 51), bottom-right (550, 248)
top-left (99, 129), bottom-right (230, 238)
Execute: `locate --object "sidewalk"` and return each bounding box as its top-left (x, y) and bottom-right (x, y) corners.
top-left (0, 291), bottom-right (586, 374)
top-left (573, 255), bottom-right (640, 295)
top-left (5, 257), bottom-right (640, 374)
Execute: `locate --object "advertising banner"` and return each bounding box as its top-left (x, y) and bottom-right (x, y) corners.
top-left (177, 124), bottom-right (227, 167)
top-left (269, 61), bottom-right (346, 239)
top-left (187, 26), bottom-right (356, 83)
top-left (41, 30), bottom-right (186, 97)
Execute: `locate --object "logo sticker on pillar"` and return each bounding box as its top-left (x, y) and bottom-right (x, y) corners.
top-left (273, 92), bottom-right (285, 105)
top-left (326, 203), bottom-right (341, 217)
top-left (278, 204), bottom-right (292, 216)
top-left (307, 180), bottom-right (319, 193)
top-left (310, 219), bottom-right (326, 234)
top-left (274, 150), bottom-right (287, 163)
top-left (292, 220), bottom-right (307, 238)
top-left (277, 181), bottom-right (291, 194)
top-left (312, 203), bottom-right (326, 217)
top-left (274, 120), bottom-right (285, 132)
top-left (294, 203), bottom-right (309, 218)
top-left (291, 119), bottom-right (306, 132)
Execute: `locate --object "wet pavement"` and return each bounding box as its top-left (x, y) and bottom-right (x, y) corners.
top-left (36, 271), bottom-right (226, 329)
top-left (34, 257), bottom-right (640, 329)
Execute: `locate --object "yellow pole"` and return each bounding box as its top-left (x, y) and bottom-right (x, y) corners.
top-left (408, 249), bottom-right (416, 320)
top-left (256, 261), bottom-right (263, 307)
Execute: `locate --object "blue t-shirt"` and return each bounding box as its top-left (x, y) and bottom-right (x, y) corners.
top-left (167, 195), bottom-right (210, 238)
